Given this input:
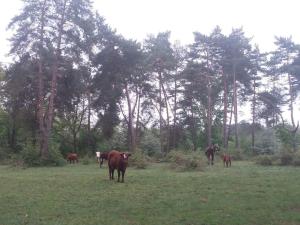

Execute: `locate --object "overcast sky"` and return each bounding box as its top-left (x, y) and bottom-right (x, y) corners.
top-left (1, 0), bottom-right (300, 121)
top-left (1, 0), bottom-right (300, 65)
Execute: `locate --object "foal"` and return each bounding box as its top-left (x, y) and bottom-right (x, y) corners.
top-left (223, 153), bottom-right (231, 167)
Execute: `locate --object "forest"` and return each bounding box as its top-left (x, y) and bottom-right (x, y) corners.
top-left (1, 0), bottom-right (300, 167)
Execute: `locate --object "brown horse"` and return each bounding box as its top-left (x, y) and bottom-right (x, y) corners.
top-left (205, 144), bottom-right (219, 165)
top-left (108, 150), bottom-right (131, 183)
top-left (67, 153), bottom-right (78, 164)
top-left (99, 152), bottom-right (109, 168)
top-left (223, 153), bottom-right (231, 167)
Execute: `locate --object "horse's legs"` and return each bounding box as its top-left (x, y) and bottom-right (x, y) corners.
top-left (109, 167), bottom-right (111, 179)
top-left (111, 169), bottom-right (114, 180)
top-left (117, 170), bottom-right (120, 182)
top-left (207, 156), bottom-right (210, 165)
top-left (121, 170), bottom-right (125, 183)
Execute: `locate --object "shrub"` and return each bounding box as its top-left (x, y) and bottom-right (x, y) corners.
top-left (21, 142), bottom-right (66, 167)
top-left (166, 151), bottom-right (205, 172)
top-left (9, 154), bottom-right (25, 167)
top-left (229, 150), bottom-right (244, 161)
top-left (255, 155), bottom-right (273, 166)
top-left (0, 147), bottom-right (10, 164)
top-left (280, 153), bottom-right (293, 166)
top-left (152, 151), bottom-right (165, 162)
top-left (81, 155), bottom-right (91, 165)
top-left (140, 131), bottom-right (161, 156)
top-left (130, 150), bottom-right (148, 169)
top-left (292, 152), bottom-right (300, 167)
top-left (21, 144), bottom-right (41, 167)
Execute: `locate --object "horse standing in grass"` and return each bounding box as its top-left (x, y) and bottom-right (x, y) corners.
top-left (108, 150), bottom-right (131, 183)
top-left (205, 144), bottom-right (219, 165)
top-left (223, 153), bottom-right (231, 167)
top-left (99, 152), bottom-right (109, 168)
top-left (67, 153), bottom-right (78, 164)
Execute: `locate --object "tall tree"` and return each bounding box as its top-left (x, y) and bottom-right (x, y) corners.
top-left (249, 46), bottom-right (265, 152)
top-left (144, 32), bottom-right (176, 153)
top-left (8, 0), bottom-right (94, 159)
top-left (270, 37), bottom-right (300, 151)
top-left (187, 27), bottom-right (223, 146)
top-left (223, 28), bottom-right (253, 150)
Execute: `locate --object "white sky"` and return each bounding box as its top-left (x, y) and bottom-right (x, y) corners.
top-left (1, 0), bottom-right (300, 122)
top-left (1, 0), bottom-right (300, 64)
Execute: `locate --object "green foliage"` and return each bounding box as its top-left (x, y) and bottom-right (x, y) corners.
top-left (21, 143), bottom-right (41, 167)
top-left (255, 155), bottom-right (273, 166)
top-left (21, 142), bottom-right (66, 167)
top-left (109, 126), bottom-right (128, 151)
top-left (139, 130), bottom-right (161, 156)
top-left (276, 126), bottom-right (294, 150)
top-left (239, 127), bottom-right (282, 155)
top-left (166, 150), bottom-right (206, 171)
top-left (96, 140), bottom-right (110, 152)
top-left (0, 147), bottom-right (10, 163)
top-left (81, 155), bottom-right (91, 165)
top-left (292, 152), bottom-right (300, 166)
top-left (280, 153), bottom-right (294, 166)
top-left (229, 150), bottom-right (244, 161)
top-left (129, 150), bottom-right (148, 169)
top-left (255, 152), bottom-right (300, 167)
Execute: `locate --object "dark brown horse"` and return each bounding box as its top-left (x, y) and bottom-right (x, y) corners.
top-left (205, 144), bottom-right (219, 165)
top-left (67, 153), bottom-right (78, 164)
top-left (99, 152), bottom-right (109, 168)
top-left (108, 150), bottom-right (131, 183)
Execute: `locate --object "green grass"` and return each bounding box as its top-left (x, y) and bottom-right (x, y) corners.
top-left (0, 161), bottom-right (300, 225)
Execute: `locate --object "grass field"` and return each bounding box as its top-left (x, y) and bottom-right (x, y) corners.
top-left (0, 161), bottom-right (300, 225)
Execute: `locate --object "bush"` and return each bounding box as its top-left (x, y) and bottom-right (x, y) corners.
top-left (21, 144), bottom-right (41, 167)
top-left (140, 131), bottom-right (161, 156)
top-left (21, 142), bottom-right (66, 167)
top-left (292, 152), bottom-right (300, 166)
top-left (229, 150), bottom-right (244, 161)
top-left (166, 151), bottom-right (205, 172)
top-left (9, 154), bottom-right (25, 167)
top-left (0, 147), bottom-right (10, 164)
top-left (280, 153), bottom-right (293, 166)
top-left (129, 150), bottom-right (148, 169)
top-left (81, 155), bottom-right (91, 165)
top-left (255, 155), bottom-right (273, 166)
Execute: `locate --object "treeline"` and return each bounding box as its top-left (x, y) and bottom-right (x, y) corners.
top-left (1, 0), bottom-right (300, 163)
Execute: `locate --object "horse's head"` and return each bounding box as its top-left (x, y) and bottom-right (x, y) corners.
top-left (213, 144), bottom-right (220, 152)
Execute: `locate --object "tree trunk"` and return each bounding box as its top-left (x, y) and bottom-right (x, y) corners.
top-left (37, 0), bottom-right (47, 158)
top-left (288, 73), bottom-right (297, 151)
top-left (226, 96), bottom-right (234, 150)
top-left (207, 78), bottom-right (212, 146)
top-left (233, 63), bottom-right (240, 150)
top-left (251, 79), bottom-right (257, 153)
top-left (135, 94), bottom-right (141, 148)
top-left (161, 82), bottom-right (170, 153)
top-left (125, 84), bottom-right (135, 152)
top-left (222, 72), bottom-right (228, 150)
top-left (173, 78), bottom-right (177, 149)
top-left (159, 71), bottom-right (163, 153)
top-left (87, 84), bottom-right (91, 148)
top-left (42, 0), bottom-right (67, 159)
top-left (191, 108), bottom-right (197, 151)
top-left (9, 111), bottom-right (17, 151)
top-left (73, 132), bottom-right (77, 153)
